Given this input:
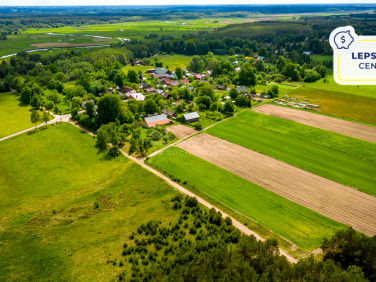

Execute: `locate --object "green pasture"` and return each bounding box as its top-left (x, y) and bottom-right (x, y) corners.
top-left (310, 55), bottom-right (332, 62)
top-left (289, 86), bottom-right (376, 124)
top-left (24, 18), bottom-right (251, 40)
top-left (207, 111), bottom-right (376, 196)
top-left (150, 147), bottom-right (344, 250)
top-left (0, 123), bottom-right (180, 281)
top-left (0, 92), bottom-right (42, 138)
top-left (0, 33), bottom-right (114, 58)
top-left (305, 74), bottom-right (376, 98)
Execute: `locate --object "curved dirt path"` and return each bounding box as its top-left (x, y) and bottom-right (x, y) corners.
top-left (253, 104), bottom-right (376, 143)
top-left (177, 133), bottom-right (376, 236)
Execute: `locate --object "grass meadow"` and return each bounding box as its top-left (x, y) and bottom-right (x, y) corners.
top-left (0, 123), bottom-right (180, 281)
top-left (289, 87), bottom-right (376, 124)
top-left (150, 146), bottom-right (345, 251)
top-left (0, 92), bottom-right (42, 138)
top-left (207, 111), bottom-right (376, 196)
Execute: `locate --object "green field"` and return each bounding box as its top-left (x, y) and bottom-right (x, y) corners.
top-left (0, 92), bottom-right (43, 138)
top-left (0, 18), bottom-right (251, 57)
top-left (0, 123), bottom-right (180, 281)
top-left (150, 146), bottom-right (344, 250)
top-left (206, 111), bottom-right (376, 196)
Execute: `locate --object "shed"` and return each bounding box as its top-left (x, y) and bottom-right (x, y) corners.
top-left (182, 112), bottom-right (200, 123)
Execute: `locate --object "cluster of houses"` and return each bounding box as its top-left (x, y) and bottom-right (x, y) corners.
top-left (273, 98), bottom-right (320, 111)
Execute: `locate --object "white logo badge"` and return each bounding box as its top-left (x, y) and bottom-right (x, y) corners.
top-left (330, 26), bottom-right (376, 85)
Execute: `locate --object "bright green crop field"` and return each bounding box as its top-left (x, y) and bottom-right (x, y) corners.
top-left (0, 123), bottom-right (180, 281)
top-left (206, 111), bottom-right (376, 196)
top-left (150, 147), bottom-right (344, 250)
top-left (0, 92), bottom-right (42, 138)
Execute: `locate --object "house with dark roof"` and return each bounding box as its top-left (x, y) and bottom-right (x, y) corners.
top-left (167, 81), bottom-right (179, 87)
top-left (152, 73), bottom-right (168, 79)
top-left (143, 114), bottom-right (171, 128)
top-left (140, 82), bottom-right (151, 89)
top-left (162, 108), bottom-right (177, 118)
top-left (145, 88), bottom-right (156, 93)
top-left (182, 112), bottom-right (200, 123)
top-left (160, 92), bottom-right (171, 99)
top-left (120, 87), bottom-right (132, 94)
top-left (214, 84), bottom-right (226, 90)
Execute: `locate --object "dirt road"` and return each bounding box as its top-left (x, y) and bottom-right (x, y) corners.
top-left (253, 104), bottom-right (376, 143)
top-left (177, 133), bottom-right (376, 236)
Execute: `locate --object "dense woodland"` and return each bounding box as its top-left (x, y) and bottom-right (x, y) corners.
top-left (111, 195), bottom-right (376, 281)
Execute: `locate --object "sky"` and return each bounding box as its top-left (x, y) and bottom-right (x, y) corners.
top-left (3, 0), bottom-right (376, 6)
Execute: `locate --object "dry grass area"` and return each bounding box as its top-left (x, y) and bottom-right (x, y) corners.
top-left (177, 133), bottom-right (376, 236)
top-left (167, 124), bottom-right (197, 139)
top-left (253, 104), bottom-right (376, 143)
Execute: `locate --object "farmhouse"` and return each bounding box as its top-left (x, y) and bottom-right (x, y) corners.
top-left (155, 68), bottom-right (172, 75)
top-left (143, 114), bottom-right (171, 128)
top-left (182, 112), bottom-right (200, 123)
top-left (194, 74), bottom-right (202, 80)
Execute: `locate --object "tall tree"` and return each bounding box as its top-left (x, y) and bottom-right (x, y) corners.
top-left (30, 110), bottom-right (40, 131)
top-left (97, 94), bottom-right (123, 125)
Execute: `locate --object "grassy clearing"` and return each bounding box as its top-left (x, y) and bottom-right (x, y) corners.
top-left (150, 147), bottom-right (344, 250)
top-left (0, 123), bottom-right (180, 281)
top-left (0, 92), bottom-right (42, 138)
top-left (305, 75), bottom-right (376, 98)
top-left (206, 111), bottom-right (376, 196)
top-left (289, 87), bottom-right (376, 124)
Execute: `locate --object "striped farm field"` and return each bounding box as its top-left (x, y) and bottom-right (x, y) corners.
top-left (176, 134), bottom-right (376, 237)
top-left (150, 146), bottom-right (345, 250)
top-left (253, 104), bottom-right (376, 143)
top-left (206, 110), bottom-right (376, 197)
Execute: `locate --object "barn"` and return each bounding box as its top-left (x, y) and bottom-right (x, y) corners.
top-left (143, 114), bottom-right (171, 128)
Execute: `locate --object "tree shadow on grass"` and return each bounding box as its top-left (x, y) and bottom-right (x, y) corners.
top-left (26, 126), bottom-right (48, 136)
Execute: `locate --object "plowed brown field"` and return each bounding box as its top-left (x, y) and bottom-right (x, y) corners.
top-left (177, 133), bottom-right (376, 236)
top-left (167, 124), bottom-right (197, 139)
top-left (253, 104), bottom-right (376, 143)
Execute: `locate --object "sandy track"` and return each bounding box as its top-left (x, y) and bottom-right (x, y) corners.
top-left (253, 104), bottom-right (376, 143)
top-left (167, 125), bottom-right (197, 139)
top-left (177, 133), bottom-right (376, 236)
